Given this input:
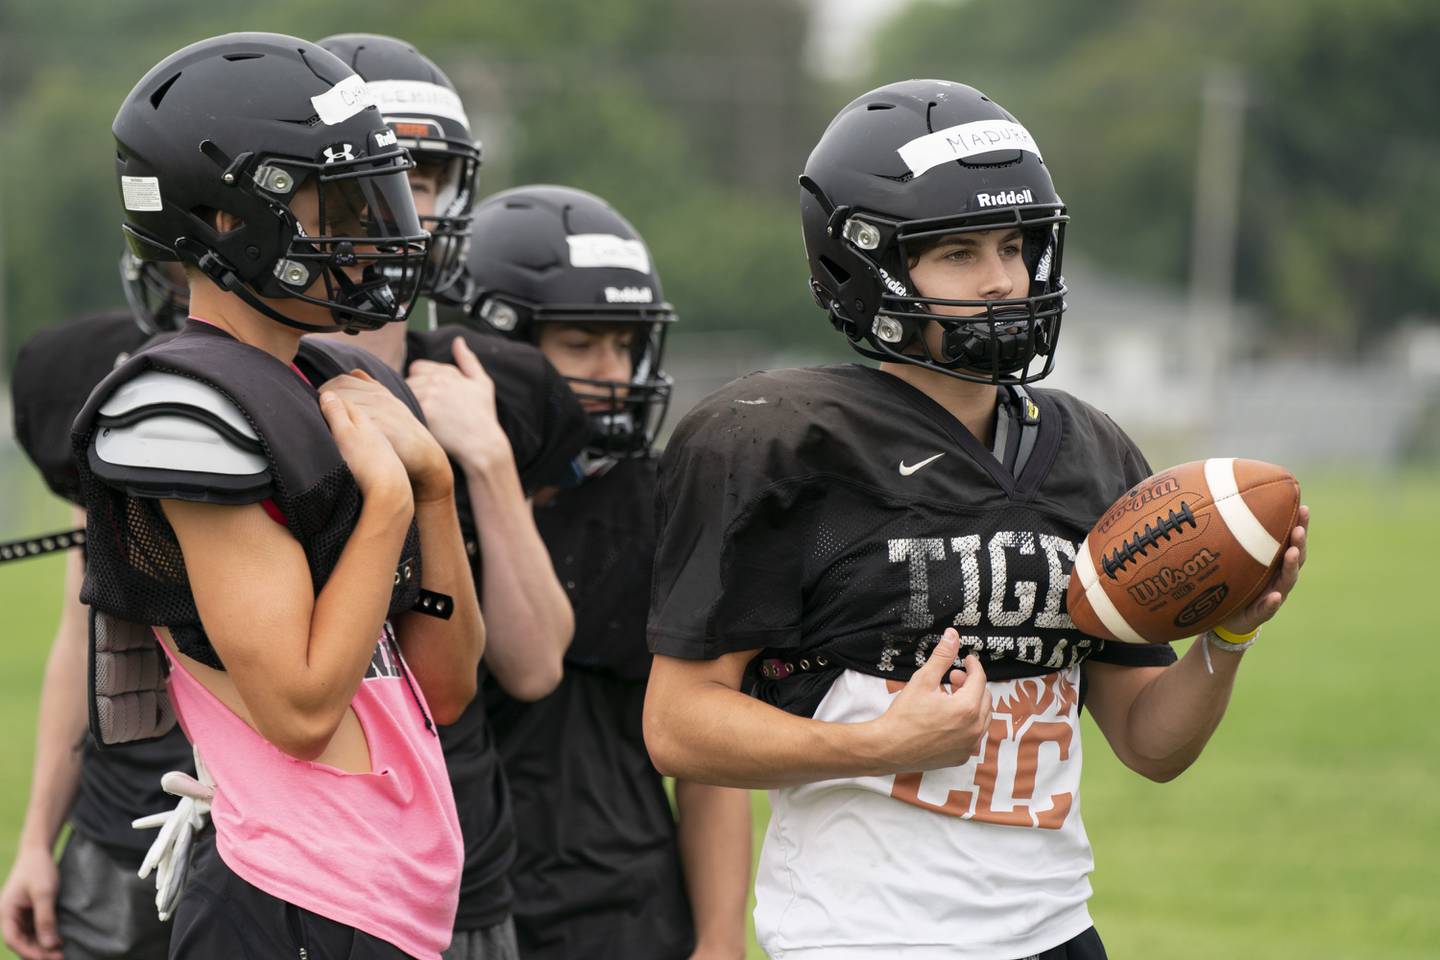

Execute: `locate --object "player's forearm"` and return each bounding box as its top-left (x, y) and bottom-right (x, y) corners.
top-left (17, 549), bottom-right (89, 851)
top-left (1119, 639), bottom-right (1244, 781)
top-left (462, 458), bottom-right (572, 701)
top-left (675, 780), bottom-right (751, 960)
top-left (245, 491), bottom-right (418, 756)
top-left (20, 643), bottom-right (87, 851)
top-left (393, 490), bottom-right (485, 724)
top-left (644, 675), bottom-right (894, 788)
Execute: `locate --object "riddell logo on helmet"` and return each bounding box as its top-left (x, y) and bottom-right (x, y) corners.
top-left (878, 267), bottom-right (909, 298)
top-left (975, 188), bottom-right (1034, 208)
top-left (604, 286), bottom-right (654, 303)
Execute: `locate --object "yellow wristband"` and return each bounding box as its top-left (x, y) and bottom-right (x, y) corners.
top-left (1212, 624), bottom-right (1260, 645)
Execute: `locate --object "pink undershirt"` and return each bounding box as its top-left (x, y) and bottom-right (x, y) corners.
top-left (161, 325), bottom-right (463, 957)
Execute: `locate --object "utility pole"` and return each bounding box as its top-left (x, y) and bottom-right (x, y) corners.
top-left (1188, 65), bottom-right (1247, 403)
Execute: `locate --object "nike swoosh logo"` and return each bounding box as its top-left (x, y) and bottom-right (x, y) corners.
top-left (898, 453), bottom-right (945, 476)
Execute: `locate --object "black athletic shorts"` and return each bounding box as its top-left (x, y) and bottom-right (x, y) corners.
top-left (168, 828), bottom-right (411, 960)
top-left (1028, 925), bottom-right (1107, 960)
top-left (55, 830), bottom-right (171, 960)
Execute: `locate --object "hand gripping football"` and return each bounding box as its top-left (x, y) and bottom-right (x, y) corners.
top-left (1067, 458), bottom-right (1300, 644)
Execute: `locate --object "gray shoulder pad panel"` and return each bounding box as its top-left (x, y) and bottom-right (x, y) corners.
top-left (93, 370), bottom-right (267, 477)
top-left (89, 370), bottom-right (271, 503)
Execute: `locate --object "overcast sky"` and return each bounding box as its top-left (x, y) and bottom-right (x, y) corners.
top-left (804, 0), bottom-right (918, 80)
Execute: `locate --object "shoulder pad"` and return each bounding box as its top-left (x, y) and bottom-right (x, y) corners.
top-left (671, 367), bottom-right (833, 448)
top-left (297, 337), bottom-right (425, 421)
top-left (89, 370), bottom-right (271, 502)
top-left (12, 311), bottom-right (151, 504)
top-left (665, 365), bottom-right (932, 498)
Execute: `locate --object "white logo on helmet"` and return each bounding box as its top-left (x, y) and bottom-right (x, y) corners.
top-left (604, 286), bottom-right (654, 304)
top-left (1034, 246), bottom-right (1054, 283)
top-left (975, 187), bottom-right (1034, 208)
top-left (878, 267), bottom-right (909, 298)
top-left (374, 130), bottom-right (398, 149)
top-left (322, 144), bottom-right (356, 164)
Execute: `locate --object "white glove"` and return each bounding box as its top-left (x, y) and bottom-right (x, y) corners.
top-left (132, 751), bottom-right (214, 921)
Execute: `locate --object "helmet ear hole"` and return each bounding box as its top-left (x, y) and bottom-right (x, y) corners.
top-left (192, 207), bottom-right (245, 235)
top-left (818, 254), bottom-right (851, 288)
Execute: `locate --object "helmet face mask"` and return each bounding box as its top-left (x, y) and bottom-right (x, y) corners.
top-left (114, 34), bottom-right (430, 334)
top-left (404, 141), bottom-right (480, 302)
top-left (548, 327), bottom-right (675, 459)
top-left (477, 291), bottom-right (676, 459)
top-left (119, 252), bottom-right (188, 334)
top-left (317, 35), bottom-right (483, 305)
top-left (800, 80), bottom-right (1070, 385)
top-left (264, 146), bottom-right (430, 331)
top-left (829, 203), bottom-right (1068, 384)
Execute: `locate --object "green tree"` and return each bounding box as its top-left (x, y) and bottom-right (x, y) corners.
top-left (1, 0), bottom-right (830, 371)
top-left (868, 0), bottom-right (1440, 347)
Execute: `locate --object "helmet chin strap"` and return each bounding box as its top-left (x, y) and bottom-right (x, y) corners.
top-left (227, 280), bottom-right (363, 335)
top-left (175, 238), bottom-right (398, 335)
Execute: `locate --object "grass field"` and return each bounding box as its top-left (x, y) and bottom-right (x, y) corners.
top-left (2, 471), bottom-right (1438, 959)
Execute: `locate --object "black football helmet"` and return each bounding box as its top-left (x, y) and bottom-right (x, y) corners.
top-left (113, 33), bottom-right (428, 333)
top-left (119, 252), bottom-right (188, 334)
top-left (800, 79), bottom-right (1068, 384)
top-left (464, 185), bottom-right (674, 458)
top-left (318, 34), bottom-right (481, 303)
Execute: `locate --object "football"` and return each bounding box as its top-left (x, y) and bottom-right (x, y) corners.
top-left (1067, 458), bottom-right (1301, 644)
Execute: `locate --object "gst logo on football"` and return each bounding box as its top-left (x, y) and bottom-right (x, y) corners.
top-left (1126, 546), bottom-right (1219, 606)
top-left (604, 286), bottom-right (654, 304)
top-left (1097, 475), bottom-right (1182, 535)
top-left (1172, 583), bottom-right (1229, 628)
top-left (374, 130), bottom-right (399, 149)
top-left (975, 188), bottom-right (1033, 208)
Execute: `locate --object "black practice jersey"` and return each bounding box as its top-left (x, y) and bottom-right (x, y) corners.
top-left (406, 325), bottom-right (588, 496)
top-left (13, 311), bottom-right (152, 505)
top-left (404, 327), bottom-right (587, 930)
top-left (649, 364), bottom-right (1176, 717)
top-left (487, 457), bottom-right (693, 959)
top-left (535, 457), bottom-right (657, 680)
top-left (10, 311), bottom-right (194, 860)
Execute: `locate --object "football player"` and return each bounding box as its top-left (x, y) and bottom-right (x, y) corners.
top-left (464, 185), bottom-right (752, 960)
top-left (0, 258), bottom-right (191, 960)
top-left (644, 80), bottom-right (1309, 959)
top-left (314, 34), bottom-right (588, 960)
top-left (76, 33), bottom-right (485, 958)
